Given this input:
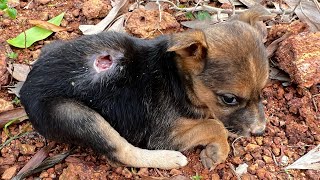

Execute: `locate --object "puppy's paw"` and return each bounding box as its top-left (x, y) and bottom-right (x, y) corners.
top-left (200, 143), bottom-right (226, 170)
top-left (153, 150), bottom-right (188, 169)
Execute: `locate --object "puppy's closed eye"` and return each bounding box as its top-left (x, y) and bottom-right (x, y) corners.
top-left (218, 93), bottom-right (240, 106)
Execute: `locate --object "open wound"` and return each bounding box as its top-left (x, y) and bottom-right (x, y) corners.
top-left (94, 55), bottom-right (113, 73)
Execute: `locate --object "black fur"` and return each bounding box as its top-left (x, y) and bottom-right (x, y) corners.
top-left (20, 32), bottom-right (206, 155)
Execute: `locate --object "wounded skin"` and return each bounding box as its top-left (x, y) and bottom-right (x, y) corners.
top-left (94, 55), bottom-right (113, 73)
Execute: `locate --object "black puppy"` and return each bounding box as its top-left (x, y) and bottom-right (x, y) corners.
top-left (20, 7), bottom-right (269, 169)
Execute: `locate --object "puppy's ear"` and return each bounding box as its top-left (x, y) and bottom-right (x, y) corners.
top-left (168, 30), bottom-right (208, 75)
top-left (234, 4), bottom-right (274, 27)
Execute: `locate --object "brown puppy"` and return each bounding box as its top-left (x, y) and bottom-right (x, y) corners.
top-left (20, 7), bottom-right (269, 170)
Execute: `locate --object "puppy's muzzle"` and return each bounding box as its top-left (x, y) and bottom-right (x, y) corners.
top-left (250, 123), bottom-right (266, 136)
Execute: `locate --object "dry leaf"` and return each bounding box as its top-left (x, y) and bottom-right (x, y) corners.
top-left (79, 0), bottom-right (128, 35)
top-left (107, 15), bottom-right (126, 32)
top-left (284, 0), bottom-right (320, 32)
top-left (285, 144), bottom-right (320, 170)
top-left (8, 81), bottom-right (25, 97)
top-left (238, 0), bottom-right (260, 7)
top-left (0, 107), bottom-right (27, 128)
top-left (269, 67), bottom-right (291, 82)
top-left (181, 20), bottom-right (217, 29)
top-left (16, 144), bottom-right (54, 178)
top-left (266, 33), bottom-right (292, 58)
top-left (7, 63), bottom-right (31, 81)
top-left (29, 20), bottom-right (67, 32)
top-left (218, 0), bottom-right (242, 6)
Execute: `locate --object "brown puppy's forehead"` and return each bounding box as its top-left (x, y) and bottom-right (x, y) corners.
top-left (202, 21), bottom-right (269, 99)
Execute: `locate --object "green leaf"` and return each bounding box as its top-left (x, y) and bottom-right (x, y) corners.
top-left (185, 12), bottom-right (194, 19)
top-left (7, 8), bottom-right (17, 19)
top-left (195, 11), bottom-right (211, 21)
top-left (7, 12), bottom-right (65, 48)
top-left (0, 3), bottom-right (7, 10)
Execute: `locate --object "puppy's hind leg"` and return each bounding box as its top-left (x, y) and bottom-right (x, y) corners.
top-left (45, 99), bottom-right (188, 169)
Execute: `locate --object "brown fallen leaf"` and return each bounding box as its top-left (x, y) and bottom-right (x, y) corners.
top-left (266, 32), bottom-right (292, 58)
top-left (28, 20), bottom-right (67, 32)
top-left (284, 0), bottom-right (320, 32)
top-left (7, 63), bottom-right (31, 81)
top-left (12, 146), bottom-right (75, 180)
top-left (0, 98), bottom-right (14, 113)
top-left (0, 107), bottom-right (28, 128)
top-left (15, 143), bottom-right (54, 178)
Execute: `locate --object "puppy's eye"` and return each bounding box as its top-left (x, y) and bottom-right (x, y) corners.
top-left (219, 94), bottom-right (239, 106)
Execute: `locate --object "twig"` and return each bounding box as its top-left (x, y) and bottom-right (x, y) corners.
top-left (193, 0), bottom-right (202, 13)
top-left (151, 0), bottom-right (294, 15)
top-left (23, 0), bottom-right (34, 9)
top-left (291, 0), bottom-right (302, 14)
top-left (154, 168), bottom-right (164, 177)
top-left (231, 136), bottom-right (244, 156)
top-left (312, 0), bottom-right (320, 12)
top-left (156, 0), bottom-right (162, 22)
top-left (228, 163), bottom-right (241, 180)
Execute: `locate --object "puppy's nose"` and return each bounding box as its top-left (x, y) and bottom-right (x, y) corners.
top-left (250, 125), bottom-right (266, 136)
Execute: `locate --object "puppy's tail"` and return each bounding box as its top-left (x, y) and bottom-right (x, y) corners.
top-left (23, 98), bottom-right (188, 169)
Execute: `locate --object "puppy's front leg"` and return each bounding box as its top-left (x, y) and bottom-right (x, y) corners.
top-left (170, 119), bottom-right (230, 169)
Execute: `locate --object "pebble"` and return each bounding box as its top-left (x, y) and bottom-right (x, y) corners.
top-left (245, 143), bottom-right (260, 151)
top-left (169, 169), bottom-right (182, 175)
top-left (244, 153), bottom-right (253, 161)
top-left (280, 155), bottom-right (289, 166)
top-left (137, 168), bottom-right (149, 177)
top-left (232, 156), bottom-right (242, 165)
top-left (256, 169), bottom-right (266, 179)
top-left (1, 165), bottom-right (17, 180)
top-left (121, 168), bottom-right (132, 179)
top-left (211, 173), bottom-right (220, 180)
top-left (256, 159), bottom-right (266, 167)
top-left (39, 171), bottom-right (49, 178)
top-left (272, 147), bottom-right (281, 156)
top-left (248, 164), bottom-right (258, 174)
top-left (39, 12), bottom-right (49, 21)
top-left (72, 9), bottom-right (80, 17)
top-left (255, 137), bottom-right (263, 146)
top-left (19, 144), bottom-right (36, 155)
top-left (263, 155), bottom-right (273, 164)
top-left (35, 0), bottom-right (51, 5)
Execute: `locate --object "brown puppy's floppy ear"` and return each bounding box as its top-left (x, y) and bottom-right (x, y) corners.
top-left (168, 30), bottom-right (208, 75)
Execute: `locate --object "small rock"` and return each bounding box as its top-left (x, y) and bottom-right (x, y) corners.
top-left (244, 154), bottom-right (253, 161)
top-left (280, 155), bottom-right (289, 166)
top-left (39, 171), bottom-right (49, 178)
top-left (72, 9), bottom-right (80, 17)
top-left (235, 163), bottom-right (248, 176)
top-left (169, 169), bottom-right (182, 175)
top-left (39, 12), bottom-right (49, 21)
top-left (19, 144), bottom-right (36, 155)
top-left (8, 0), bottom-right (20, 7)
top-left (262, 155), bottom-right (273, 164)
top-left (256, 169), bottom-right (266, 179)
top-left (248, 164), bottom-right (258, 174)
top-left (170, 175), bottom-right (189, 180)
top-left (82, 0), bottom-right (112, 19)
top-left (121, 168), bottom-right (132, 179)
top-left (137, 167), bottom-right (149, 177)
top-left (245, 143), bottom-right (260, 151)
top-left (0, 99), bottom-right (14, 113)
top-left (2, 166), bottom-right (17, 180)
top-left (255, 159), bottom-right (266, 167)
top-left (272, 147), bottom-right (281, 156)
top-left (255, 137), bottom-right (263, 146)
top-left (251, 151), bottom-right (262, 160)
top-left (231, 156), bottom-right (242, 165)
top-left (211, 173), bottom-right (220, 180)
top-left (35, 0), bottom-right (51, 5)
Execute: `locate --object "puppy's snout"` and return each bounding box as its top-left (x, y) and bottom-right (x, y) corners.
top-left (250, 124), bottom-right (266, 136)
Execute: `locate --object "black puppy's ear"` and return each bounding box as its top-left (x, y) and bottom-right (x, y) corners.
top-left (168, 30), bottom-right (208, 75)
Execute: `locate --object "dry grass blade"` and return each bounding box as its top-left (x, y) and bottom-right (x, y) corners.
top-left (0, 107), bottom-right (28, 128)
top-left (284, 0), bottom-right (320, 31)
top-left (12, 146), bottom-right (75, 180)
top-left (285, 144), bottom-right (320, 170)
top-left (29, 20), bottom-right (67, 32)
top-left (7, 63), bottom-right (31, 81)
top-left (79, 0), bottom-right (128, 35)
